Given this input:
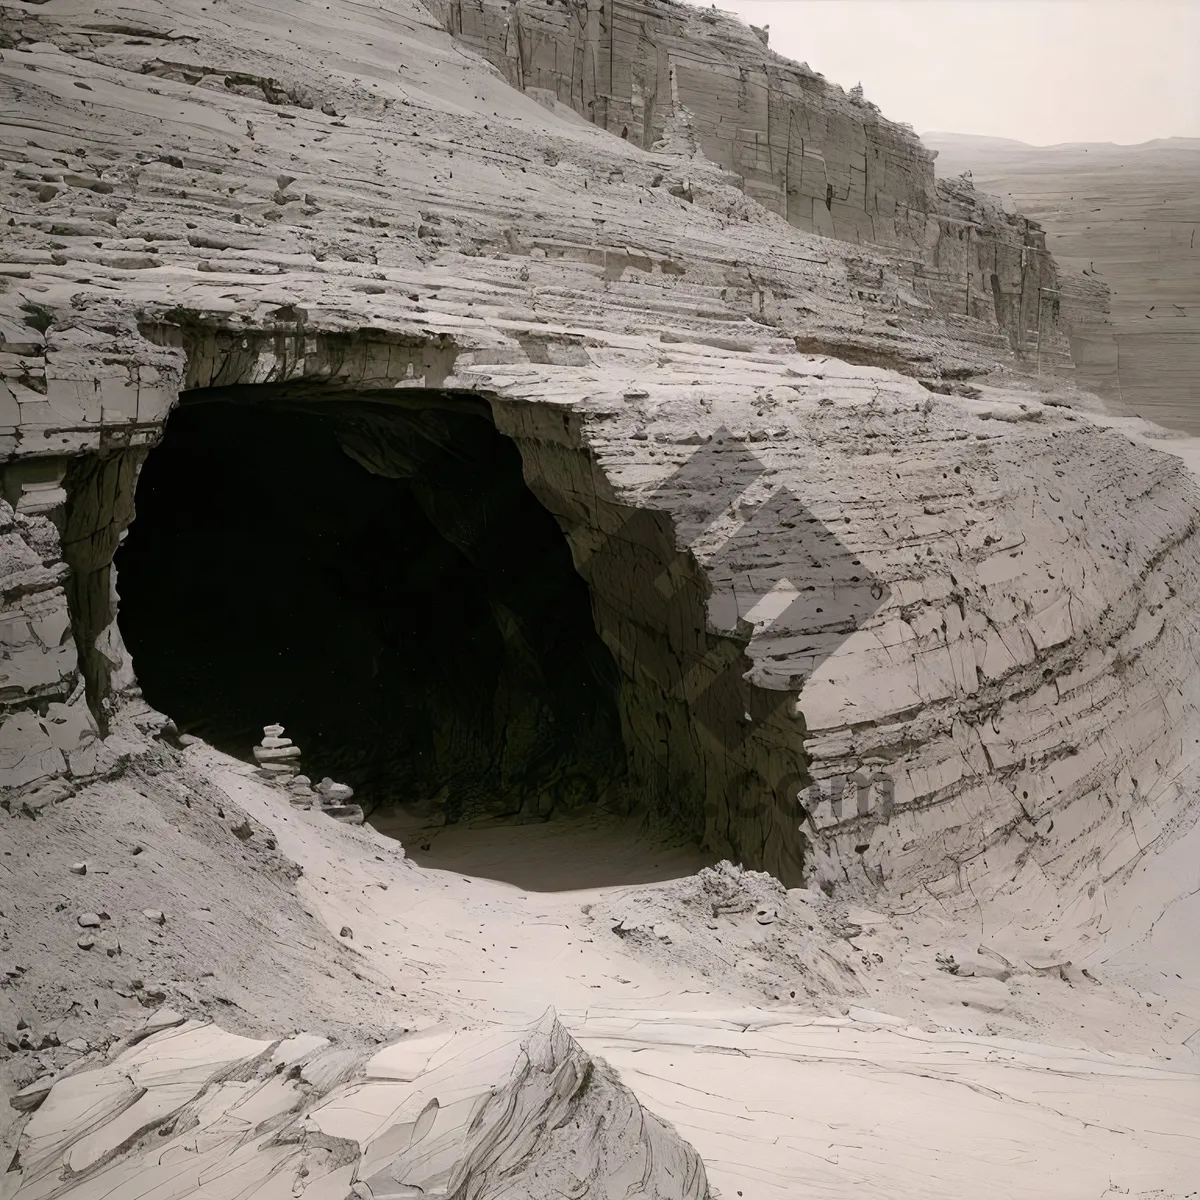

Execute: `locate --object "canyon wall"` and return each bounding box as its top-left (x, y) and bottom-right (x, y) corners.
top-left (432, 0), bottom-right (1074, 362)
top-left (432, 0), bottom-right (933, 244)
top-left (927, 133), bottom-right (1200, 431)
top-left (2, 0), bottom-right (1197, 914)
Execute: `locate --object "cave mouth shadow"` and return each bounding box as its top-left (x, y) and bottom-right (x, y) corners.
top-left (371, 806), bottom-right (717, 891)
top-left (115, 387), bottom-right (631, 826)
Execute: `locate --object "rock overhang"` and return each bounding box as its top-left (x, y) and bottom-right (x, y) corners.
top-left (3, 0), bottom-right (1200, 915)
top-left (8, 271), bottom-right (1200, 880)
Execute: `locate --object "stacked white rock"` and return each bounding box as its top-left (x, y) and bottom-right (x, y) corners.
top-left (253, 724), bottom-right (302, 779)
top-left (251, 729), bottom-right (362, 821)
top-left (283, 773), bottom-right (318, 808)
top-left (253, 725), bottom-right (326, 808)
top-left (316, 776), bottom-right (365, 825)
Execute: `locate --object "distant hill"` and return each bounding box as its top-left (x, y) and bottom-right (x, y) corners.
top-left (926, 133), bottom-right (1200, 154)
top-left (924, 133), bottom-right (1200, 431)
top-left (924, 132), bottom-right (1032, 151)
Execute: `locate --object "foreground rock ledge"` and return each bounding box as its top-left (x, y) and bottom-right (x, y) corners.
top-left (4, 1008), bottom-right (709, 1199)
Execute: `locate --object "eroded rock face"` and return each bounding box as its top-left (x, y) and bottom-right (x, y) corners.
top-left (4, 1009), bottom-right (709, 1199)
top-left (0, 502), bottom-right (75, 727)
top-left (434, 0), bottom-right (1077, 356)
top-left (927, 133), bottom-right (1200, 428)
top-left (0, 0), bottom-right (1197, 917)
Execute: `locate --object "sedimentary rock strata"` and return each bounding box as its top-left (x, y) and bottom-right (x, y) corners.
top-left (1, 0), bottom-right (1198, 925)
top-left (927, 133), bottom-right (1200, 431)
top-left (4, 1008), bottom-right (708, 1198)
top-left (436, 0), bottom-right (1076, 356)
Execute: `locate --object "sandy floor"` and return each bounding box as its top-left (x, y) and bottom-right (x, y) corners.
top-left (369, 807), bottom-right (715, 890)
top-left (3, 734), bottom-right (1198, 1197)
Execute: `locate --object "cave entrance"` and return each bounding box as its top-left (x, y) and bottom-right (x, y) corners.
top-left (114, 387), bottom-right (630, 824)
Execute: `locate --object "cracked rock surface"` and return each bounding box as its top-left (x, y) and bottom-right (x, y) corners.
top-left (3, 740), bottom-right (1196, 1197)
top-left (1, 2), bottom-right (1199, 1194)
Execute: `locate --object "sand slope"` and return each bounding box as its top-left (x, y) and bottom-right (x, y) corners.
top-left (3, 739), bottom-right (1197, 1197)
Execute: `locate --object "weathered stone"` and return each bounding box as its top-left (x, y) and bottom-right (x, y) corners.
top-left (322, 804), bottom-right (364, 825)
top-left (10, 1078), bottom-right (53, 1113)
top-left (0, 0), bottom-right (1189, 914)
top-left (252, 745), bottom-right (301, 762)
top-left (18, 778), bottom-right (73, 816)
top-left (0, 711), bottom-right (66, 791)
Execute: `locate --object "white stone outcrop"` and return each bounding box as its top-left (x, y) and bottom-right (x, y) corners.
top-left (2, 1010), bottom-right (709, 1199)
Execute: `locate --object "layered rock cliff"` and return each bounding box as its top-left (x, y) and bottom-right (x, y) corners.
top-left (927, 133), bottom-right (1200, 430)
top-left (432, 0), bottom-right (1079, 362)
top-left (1, 0), bottom-right (1198, 928)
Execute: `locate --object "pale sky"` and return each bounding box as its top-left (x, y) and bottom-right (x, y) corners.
top-left (689, 1), bottom-right (1200, 146)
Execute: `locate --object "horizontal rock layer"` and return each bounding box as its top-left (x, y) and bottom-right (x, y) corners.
top-left (436, 0), bottom-right (1086, 357)
top-left (4, 1009), bottom-right (708, 1198)
top-left (0, 0), bottom-right (1195, 917)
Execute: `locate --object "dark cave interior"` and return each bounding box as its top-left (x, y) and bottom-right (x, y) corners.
top-left (115, 389), bottom-right (628, 822)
